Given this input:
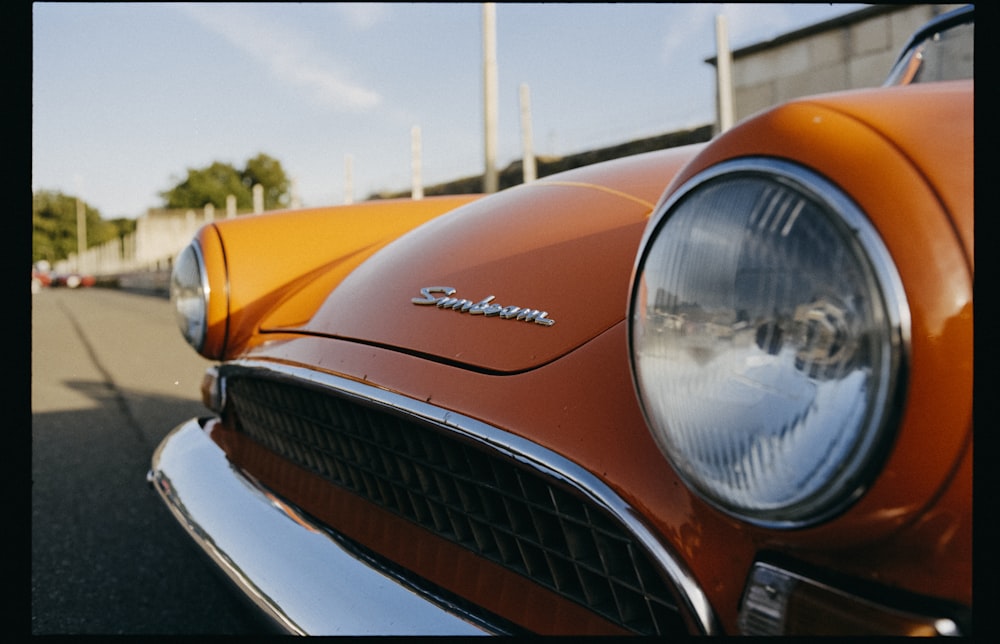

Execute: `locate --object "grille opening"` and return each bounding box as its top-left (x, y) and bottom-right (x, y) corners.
top-left (226, 374), bottom-right (687, 635)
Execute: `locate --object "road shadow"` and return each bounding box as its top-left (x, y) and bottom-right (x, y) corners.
top-left (31, 380), bottom-right (269, 635)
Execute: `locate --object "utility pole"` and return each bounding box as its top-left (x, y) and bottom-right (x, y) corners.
top-left (715, 14), bottom-right (735, 134)
top-left (76, 198), bottom-right (86, 272)
top-left (411, 125), bottom-right (424, 200)
top-left (519, 83), bottom-right (537, 183)
top-left (482, 3), bottom-right (499, 193)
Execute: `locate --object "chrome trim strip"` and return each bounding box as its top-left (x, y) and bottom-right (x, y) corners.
top-left (218, 359), bottom-right (722, 635)
top-left (149, 417), bottom-right (493, 636)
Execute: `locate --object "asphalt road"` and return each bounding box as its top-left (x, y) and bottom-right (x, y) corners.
top-left (31, 287), bottom-right (269, 634)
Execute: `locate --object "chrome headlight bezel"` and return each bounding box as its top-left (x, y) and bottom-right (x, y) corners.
top-left (628, 157), bottom-right (909, 529)
top-left (170, 241), bottom-right (210, 352)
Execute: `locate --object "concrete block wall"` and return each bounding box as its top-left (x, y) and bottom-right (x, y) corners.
top-left (729, 5), bottom-right (961, 124)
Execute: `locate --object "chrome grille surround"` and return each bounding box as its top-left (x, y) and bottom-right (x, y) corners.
top-left (218, 359), bottom-right (719, 635)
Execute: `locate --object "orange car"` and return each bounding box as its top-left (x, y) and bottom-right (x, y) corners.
top-left (149, 6), bottom-right (972, 635)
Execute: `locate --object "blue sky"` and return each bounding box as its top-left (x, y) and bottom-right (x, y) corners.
top-left (32, 3), bottom-right (864, 219)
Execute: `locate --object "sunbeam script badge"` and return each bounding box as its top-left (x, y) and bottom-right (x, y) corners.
top-left (412, 286), bottom-right (556, 326)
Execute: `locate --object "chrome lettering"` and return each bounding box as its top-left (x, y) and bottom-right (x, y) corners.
top-left (412, 286), bottom-right (456, 305)
top-left (437, 297), bottom-right (475, 312)
top-left (412, 287), bottom-right (555, 326)
top-left (468, 296), bottom-right (497, 315)
top-left (516, 309), bottom-right (555, 326)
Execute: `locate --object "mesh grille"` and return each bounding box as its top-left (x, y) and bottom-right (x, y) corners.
top-left (226, 375), bottom-right (685, 635)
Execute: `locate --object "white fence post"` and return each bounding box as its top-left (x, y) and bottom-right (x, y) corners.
top-left (344, 154), bottom-right (354, 205)
top-left (253, 184), bottom-right (264, 213)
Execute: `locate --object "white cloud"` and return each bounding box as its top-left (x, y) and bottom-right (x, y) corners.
top-left (175, 3), bottom-right (381, 111)
top-left (333, 2), bottom-right (390, 31)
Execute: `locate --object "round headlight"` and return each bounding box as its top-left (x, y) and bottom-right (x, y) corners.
top-left (170, 242), bottom-right (209, 352)
top-left (629, 158), bottom-right (908, 528)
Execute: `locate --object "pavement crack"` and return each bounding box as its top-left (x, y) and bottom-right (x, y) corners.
top-left (56, 297), bottom-right (151, 449)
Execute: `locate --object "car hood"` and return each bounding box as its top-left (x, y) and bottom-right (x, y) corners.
top-left (266, 147), bottom-right (700, 373)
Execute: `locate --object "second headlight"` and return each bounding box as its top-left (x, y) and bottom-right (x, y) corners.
top-left (170, 241), bottom-right (209, 352)
top-left (628, 158), bottom-right (908, 528)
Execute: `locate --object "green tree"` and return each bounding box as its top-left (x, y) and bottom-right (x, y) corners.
top-left (32, 190), bottom-right (120, 264)
top-left (160, 161), bottom-right (250, 209)
top-left (242, 153), bottom-right (291, 210)
top-left (160, 153), bottom-right (291, 211)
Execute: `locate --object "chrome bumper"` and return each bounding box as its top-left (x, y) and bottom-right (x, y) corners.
top-left (148, 417), bottom-right (491, 635)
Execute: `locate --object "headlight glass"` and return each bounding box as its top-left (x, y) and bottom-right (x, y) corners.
top-left (629, 159), bottom-right (907, 527)
top-left (170, 242), bottom-right (209, 351)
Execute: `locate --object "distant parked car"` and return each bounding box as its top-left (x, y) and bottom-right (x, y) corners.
top-left (149, 6), bottom-right (972, 636)
top-left (51, 273), bottom-right (96, 289)
top-left (31, 268), bottom-right (52, 293)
